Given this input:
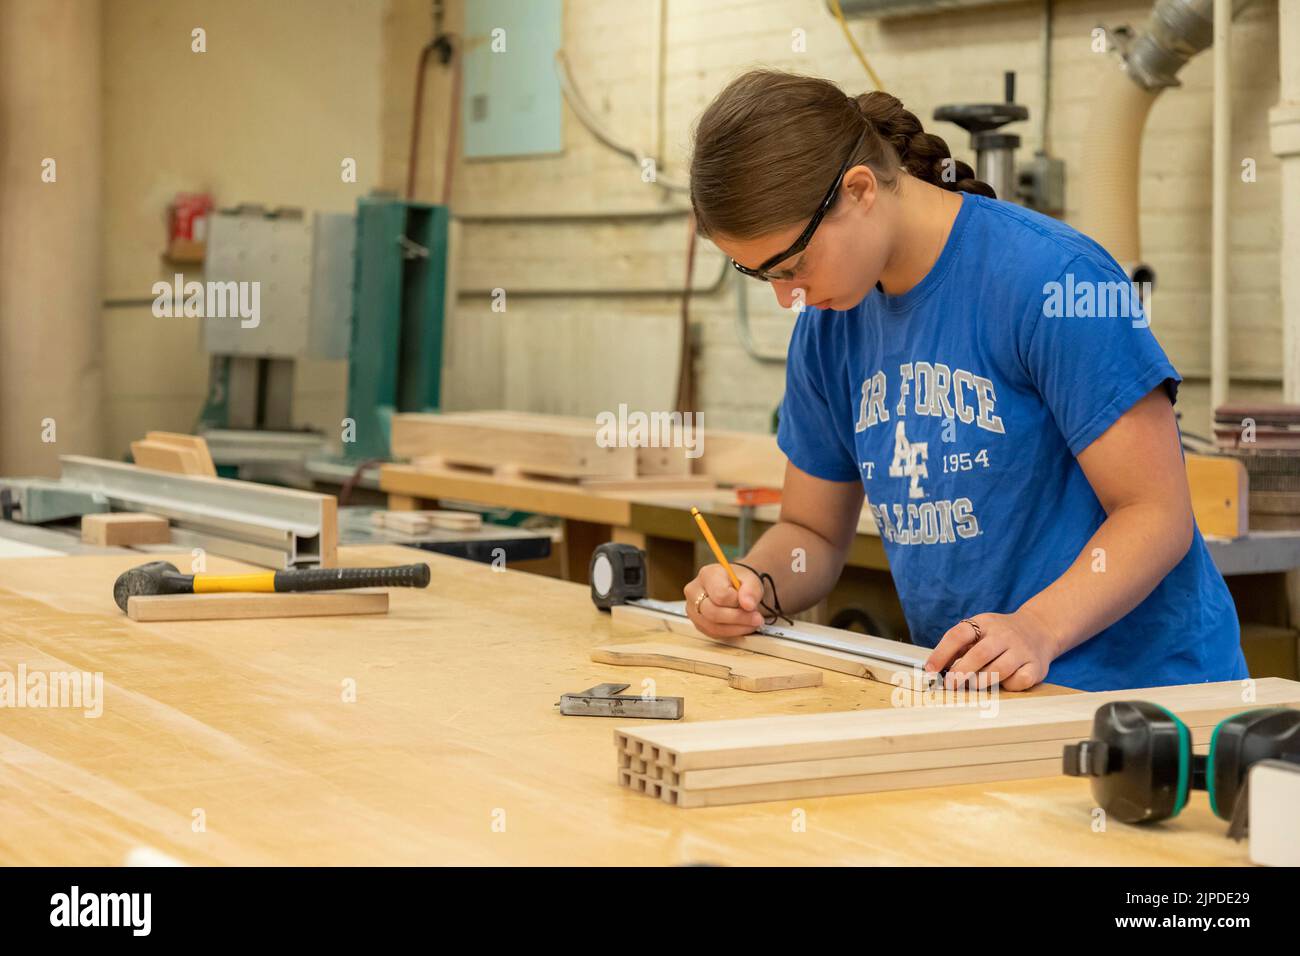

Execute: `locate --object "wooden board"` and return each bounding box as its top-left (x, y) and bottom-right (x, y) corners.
top-left (319, 494), bottom-right (339, 568)
top-left (592, 640), bottom-right (823, 692)
top-left (579, 475), bottom-right (717, 493)
top-left (126, 590), bottom-right (389, 622)
top-left (1187, 452), bottom-right (1249, 538)
top-left (617, 678), bottom-right (1300, 773)
top-left (611, 601), bottom-right (932, 689)
top-left (130, 439), bottom-right (205, 476)
top-left (145, 432), bottom-right (217, 477)
top-left (626, 758), bottom-right (1067, 808)
top-left (392, 412), bottom-right (638, 480)
top-left (380, 461), bottom-right (634, 526)
top-left (0, 546), bottom-right (1262, 866)
top-left (81, 512), bottom-right (170, 547)
top-left (692, 429), bottom-right (786, 488)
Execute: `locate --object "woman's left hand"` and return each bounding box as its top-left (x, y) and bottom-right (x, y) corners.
top-left (924, 609), bottom-right (1060, 692)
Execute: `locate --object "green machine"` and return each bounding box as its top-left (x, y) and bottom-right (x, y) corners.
top-left (344, 197), bottom-right (451, 461)
top-left (193, 195), bottom-right (451, 472)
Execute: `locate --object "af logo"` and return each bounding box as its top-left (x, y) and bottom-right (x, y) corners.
top-left (889, 421), bottom-right (927, 499)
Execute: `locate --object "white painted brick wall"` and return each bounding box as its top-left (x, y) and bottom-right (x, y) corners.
top-left (384, 0), bottom-right (1284, 437)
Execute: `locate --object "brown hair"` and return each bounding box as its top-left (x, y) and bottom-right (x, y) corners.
top-left (690, 70), bottom-right (994, 240)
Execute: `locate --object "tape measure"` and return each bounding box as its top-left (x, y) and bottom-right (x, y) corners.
top-left (589, 542), bottom-right (647, 609)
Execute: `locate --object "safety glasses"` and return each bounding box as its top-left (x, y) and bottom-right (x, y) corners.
top-left (730, 127), bottom-right (868, 282)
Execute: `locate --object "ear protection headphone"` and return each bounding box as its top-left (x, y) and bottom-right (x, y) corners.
top-left (1063, 702), bottom-right (1300, 825)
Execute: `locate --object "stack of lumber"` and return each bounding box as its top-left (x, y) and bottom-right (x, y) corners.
top-left (1215, 403), bottom-right (1300, 451)
top-left (391, 410), bottom-right (787, 490)
top-left (392, 410), bottom-right (701, 483)
top-left (371, 509), bottom-right (482, 534)
top-left (1213, 403), bottom-right (1300, 531)
top-left (614, 677), bottom-right (1300, 808)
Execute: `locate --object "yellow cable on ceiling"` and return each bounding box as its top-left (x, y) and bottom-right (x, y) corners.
top-left (829, 0), bottom-right (884, 91)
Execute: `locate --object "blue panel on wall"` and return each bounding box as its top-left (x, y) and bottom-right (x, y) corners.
top-left (463, 0), bottom-right (563, 159)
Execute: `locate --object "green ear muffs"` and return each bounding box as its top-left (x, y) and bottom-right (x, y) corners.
top-left (1206, 708), bottom-right (1300, 820)
top-left (1063, 701), bottom-right (1189, 824)
top-left (1065, 702), bottom-right (1300, 825)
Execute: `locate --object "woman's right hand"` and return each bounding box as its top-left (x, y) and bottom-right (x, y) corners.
top-left (684, 563), bottom-right (768, 638)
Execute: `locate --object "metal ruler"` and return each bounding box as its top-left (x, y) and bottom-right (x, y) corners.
top-left (632, 597), bottom-right (932, 674)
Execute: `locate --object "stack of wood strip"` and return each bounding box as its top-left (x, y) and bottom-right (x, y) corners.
top-left (614, 677), bottom-right (1300, 808)
top-left (1213, 403), bottom-right (1300, 530)
top-left (371, 509), bottom-right (482, 534)
top-left (1215, 403), bottom-right (1300, 452)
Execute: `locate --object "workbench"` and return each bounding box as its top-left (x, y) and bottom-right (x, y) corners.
top-left (379, 461), bottom-right (886, 585)
top-left (0, 546), bottom-right (1256, 865)
top-left (379, 462), bottom-right (1300, 662)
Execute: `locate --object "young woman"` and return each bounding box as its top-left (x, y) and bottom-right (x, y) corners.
top-left (683, 70), bottom-right (1247, 692)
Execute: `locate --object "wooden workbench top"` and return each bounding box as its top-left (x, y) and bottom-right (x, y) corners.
top-left (380, 462), bottom-right (883, 537)
top-left (0, 547), bottom-right (1250, 865)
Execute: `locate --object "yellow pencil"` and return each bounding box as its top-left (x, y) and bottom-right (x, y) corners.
top-left (691, 507), bottom-right (743, 591)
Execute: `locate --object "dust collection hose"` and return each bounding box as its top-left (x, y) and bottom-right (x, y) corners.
top-left (1076, 68), bottom-right (1161, 275)
top-left (1076, 0), bottom-right (1244, 280)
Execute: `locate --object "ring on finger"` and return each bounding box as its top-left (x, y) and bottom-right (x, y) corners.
top-left (694, 591), bottom-right (709, 613)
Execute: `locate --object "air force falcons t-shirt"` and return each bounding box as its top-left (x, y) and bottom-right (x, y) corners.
top-left (776, 192), bottom-right (1247, 691)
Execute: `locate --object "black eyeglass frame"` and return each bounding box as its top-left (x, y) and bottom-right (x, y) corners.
top-left (730, 127), bottom-right (870, 282)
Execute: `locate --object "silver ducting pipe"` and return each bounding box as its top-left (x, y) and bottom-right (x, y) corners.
top-left (1077, 0), bottom-right (1250, 279)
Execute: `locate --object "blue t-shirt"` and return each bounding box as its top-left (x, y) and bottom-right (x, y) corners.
top-left (777, 192), bottom-right (1246, 692)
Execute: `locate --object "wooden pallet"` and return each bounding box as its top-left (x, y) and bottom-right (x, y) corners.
top-left (392, 409), bottom-right (703, 481)
top-left (613, 677), bottom-right (1300, 807)
top-left (394, 413), bottom-right (639, 481)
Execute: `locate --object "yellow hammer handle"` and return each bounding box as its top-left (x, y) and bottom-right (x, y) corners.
top-left (193, 572), bottom-right (277, 594)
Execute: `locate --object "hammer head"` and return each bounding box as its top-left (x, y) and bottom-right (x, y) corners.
top-left (113, 560), bottom-right (184, 613)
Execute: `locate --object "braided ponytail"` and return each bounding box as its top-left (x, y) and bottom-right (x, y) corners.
top-left (690, 71), bottom-right (995, 241)
top-left (852, 91), bottom-right (996, 199)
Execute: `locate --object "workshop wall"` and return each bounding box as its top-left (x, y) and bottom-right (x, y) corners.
top-left (384, 0), bottom-right (1284, 437)
top-left (0, 0), bottom-right (103, 477)
top-left (100, 0), bottom-right (383, 460)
